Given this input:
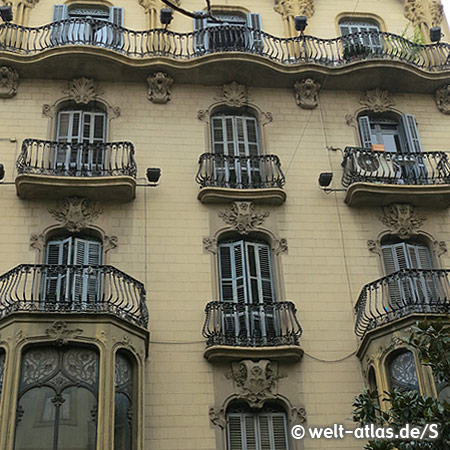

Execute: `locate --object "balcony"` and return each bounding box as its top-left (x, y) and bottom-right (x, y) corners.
top-left (1, 22), bottom-right (450, 91)
top-left (202, 301), bottom-right (303, 362)
top-left (355, 269), bottom-right (450, 339)
top-left (196, 154), bottom-right (286, 204)
top-left (0, 264), bottom-right (148, 328)
top-left (16, 139), bottom-right (137, 201)
top-left (341, 147), bottom-right (450, 207)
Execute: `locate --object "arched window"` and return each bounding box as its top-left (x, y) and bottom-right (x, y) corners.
top-left (54, 104), bottom-right (107, 175)
top-left (218, 238), bottom-right (276, 345)
top-left (226, 402), bottom-right (289, 450)
top-left (210, 112), bottom-right (262, 188)
top-left (387, 350), bottom-right (420, 392)
top-left (339, 19), bottom-right (381, 51)
top-left (114, 351), bottom-right (134, 450)
top-left (381, 238), bottom-right (438, 308)
top-left (44, 235), bottom-right (102, 306)
top-left (14, 346), bottom-right (99, 450)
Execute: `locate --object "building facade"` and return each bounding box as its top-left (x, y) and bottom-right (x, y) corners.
top-left (0, 0), bottom-right (449, 449)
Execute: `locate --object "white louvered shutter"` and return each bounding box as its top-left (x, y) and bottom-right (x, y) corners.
top-left (358, 116), bottom-right (373, 148)
top-left (400, 114), bottom-right (422, 153)
top-left (51, 5), bottom-right (68, 45)
top-left (73, 238), bottom-right (102, 305)
top-left (193, 12), bottom-right (207, 52)
top-left (382, 243), bottom-right (410, 308)
top-left (45, 237), bottom-right (72, 304)
top-left (246, 13), bottom-right (264, 52)
top-left (109, 7), bottom-right (124, 48)
top-left (406, 243), bottom-right (436, 304)
top-left (271, 414), bottom-right (289, 450)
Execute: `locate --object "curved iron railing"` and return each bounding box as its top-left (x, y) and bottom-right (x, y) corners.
top-left (196, 153), bottom-right (285, 189)
top-left (0, 21), bottom-right (448, 70)
top-left (17, 139), bottom-right (137, 178)
top-left (202, 301), bottom-right (302, 347)
top-left (342, 147), bottom-right (450, 187)
top-left (0, 264), bottom-right (148, 328)
top-left (355, 269), bottom-right (450, 338)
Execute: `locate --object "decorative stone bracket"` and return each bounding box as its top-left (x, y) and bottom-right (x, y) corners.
top-left (293, 78), bottom-right (321, 109)
top-left (147, 72), bottom-right (173, 104)
top-left (218, 202), bottom-right (269, 235)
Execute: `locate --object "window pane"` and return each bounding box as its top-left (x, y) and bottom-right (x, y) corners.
top-left (15, 347), bottom-right (99, 450)
top-left (114, 352), bottom-right (133, 450)
top-left (389, 350), bottom-right (419, 392)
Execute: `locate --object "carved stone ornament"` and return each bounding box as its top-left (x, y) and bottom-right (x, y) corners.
top-left (273, 238), bottom-right (288, 255)
top-left (0, 66), bottom-right (19, 99)
top-left (30, 233), bottom-right (45, 251)
top-left (434, 85), bottom-right (450, 114)
top-left (209, 407), bottom-right (226, 429)
top-left (378, 204), bottom-right (426, 239)
top-left (359, 88), bottom-right (395, 113)
top-left (104, 235), bottom-right (118, 252)
top-left (46, 321), bottom-right (83, 345)
top-left (404, 0), bottom-right (443, 28)
top-left (147, 72), bottom-right (173, 104)
top-left (203, 237), bottom-right (217, 254)
top-left (293, 78), bottom-right (321, 109)
top-left (291, 406), bottom-right (307, 424)
top-left (229, 360), bottom-right (279, 408)
top-left (433, 240), bottom-right (447, 256)
top-left (139, 0), bottom-right (180, 10)
top-left (218, 202), bottom-right (269, 235)
top-left (345, 113), bottom-right (357, 129)
top-left (63, 77), bottom-right (102, 104)
top-left (274, 0), bottom-right (315, 19)
top-left (367, 239), bottom-right (381, 256)
top-left (216, 81), bottom-right (249, 108)
top-left (49, 197), bottom-right (102, 232)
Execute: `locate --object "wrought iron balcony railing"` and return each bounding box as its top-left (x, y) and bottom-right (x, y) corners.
top-left (342, 147), bottom-right (450, 187)
top-left (355, 269), bottom-right (450, 338)
top-left (0, 264), bottom-right (148, 328)
top-left (16, 139), bottom-right (137, 178)
top-left (0, 21), bottom-right (449, 70)
top-left (196, 153), bottom-right (285, 189)
top-left (202, 301), bottom-right (302, 347)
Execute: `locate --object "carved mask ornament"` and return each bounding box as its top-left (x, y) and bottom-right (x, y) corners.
top-left (218, 202), bottom-right (269, 235)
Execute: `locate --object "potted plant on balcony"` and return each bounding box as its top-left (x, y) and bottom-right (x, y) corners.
top-left (343, 43), bottom-right (372, 62)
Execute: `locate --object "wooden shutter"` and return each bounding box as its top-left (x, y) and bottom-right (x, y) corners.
top-left (400, 114), bottom-right (422, 153)
top-left (45, 237), bottom-right (72, 303)
top-left (382, 243), bottom-right (410, 308)
top-left (246, 13), bottom-right (264, 52)
top-left (73, 238), bottom-right (102, 304)
top-left (358, 116), bottom-right (373, 148)
top-left (227, 414), bottom-right (244, 450)
top-left (52, 4), bottom-right (68, 22)
top-left (193, 12), bottom-right (207, 52)
top-left (271, 414), bottom-right (289, 450)
top-left (109, 7), bottom-right (124, 48)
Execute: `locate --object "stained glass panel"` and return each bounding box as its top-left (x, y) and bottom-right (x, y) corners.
top-left (389, 350), bottom-right (419, 392)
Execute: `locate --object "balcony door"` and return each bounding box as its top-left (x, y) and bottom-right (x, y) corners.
top-left (339, 20), bottom-right (382, 52)
top-left (52, 4), bottom-right (123, 48)
top-left (211, 114), bottom-right (262, 188)
top-left (218, 240), bottom-right (277, 344)
top-left (55, 109), bottom-right (106, 175)
top-left (358, 114), bottom-right (427, 182)
top-left (44, 236), bottom-right (102, 307)
top-left (382, 241), bottom-right (438, 310)
top-left (194, 12), bottom-right (263, 53)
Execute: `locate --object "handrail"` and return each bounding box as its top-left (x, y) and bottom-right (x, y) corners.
top-left (355, 269), bottom-right (450, 338)
top-left (202, 301), bottom-right (302, 347)
top-left (0, 21), bottom-right (449, 70)
top-left (342, 147), bottom-right (450, 187)
top-left (17, 139), bottom-right (137, 178)
top-left (0, 264), bottom-right (148, 328)
top-left (196, 153), bottom-right (285, 189)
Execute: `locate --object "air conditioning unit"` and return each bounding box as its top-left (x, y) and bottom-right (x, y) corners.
top-left (351, 151), bottom-right (399, 180)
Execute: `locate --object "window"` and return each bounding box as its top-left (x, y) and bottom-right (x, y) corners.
top-left (14, 346), bottom-right (99, 450)
top-left (227, 402), bottom-right (289, 450)
top-left (382, 240), bottom-right (438, 308)
top-left (211, 113), bottom-right (262, 188)
top-left (358, 114), bottom-right (427, 182)
top-left (114, 352), bottom-right (134, 450)
top-left (55, 106), bottom-right (106, 175)
top-left (218, 239), bottom-right (276, 344)
top-left (339, 20), bottom-right (382, 52)
top-left (44, 236), bottom-right (102, 305)
top-left (0, 349), bottom-right (4, 402)
top-left (194, 11), bottom-right (263, 53)
top-left (52, 4), bottom-right (123, 47)
top-left (387, 350), bottom-right (419, 392)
